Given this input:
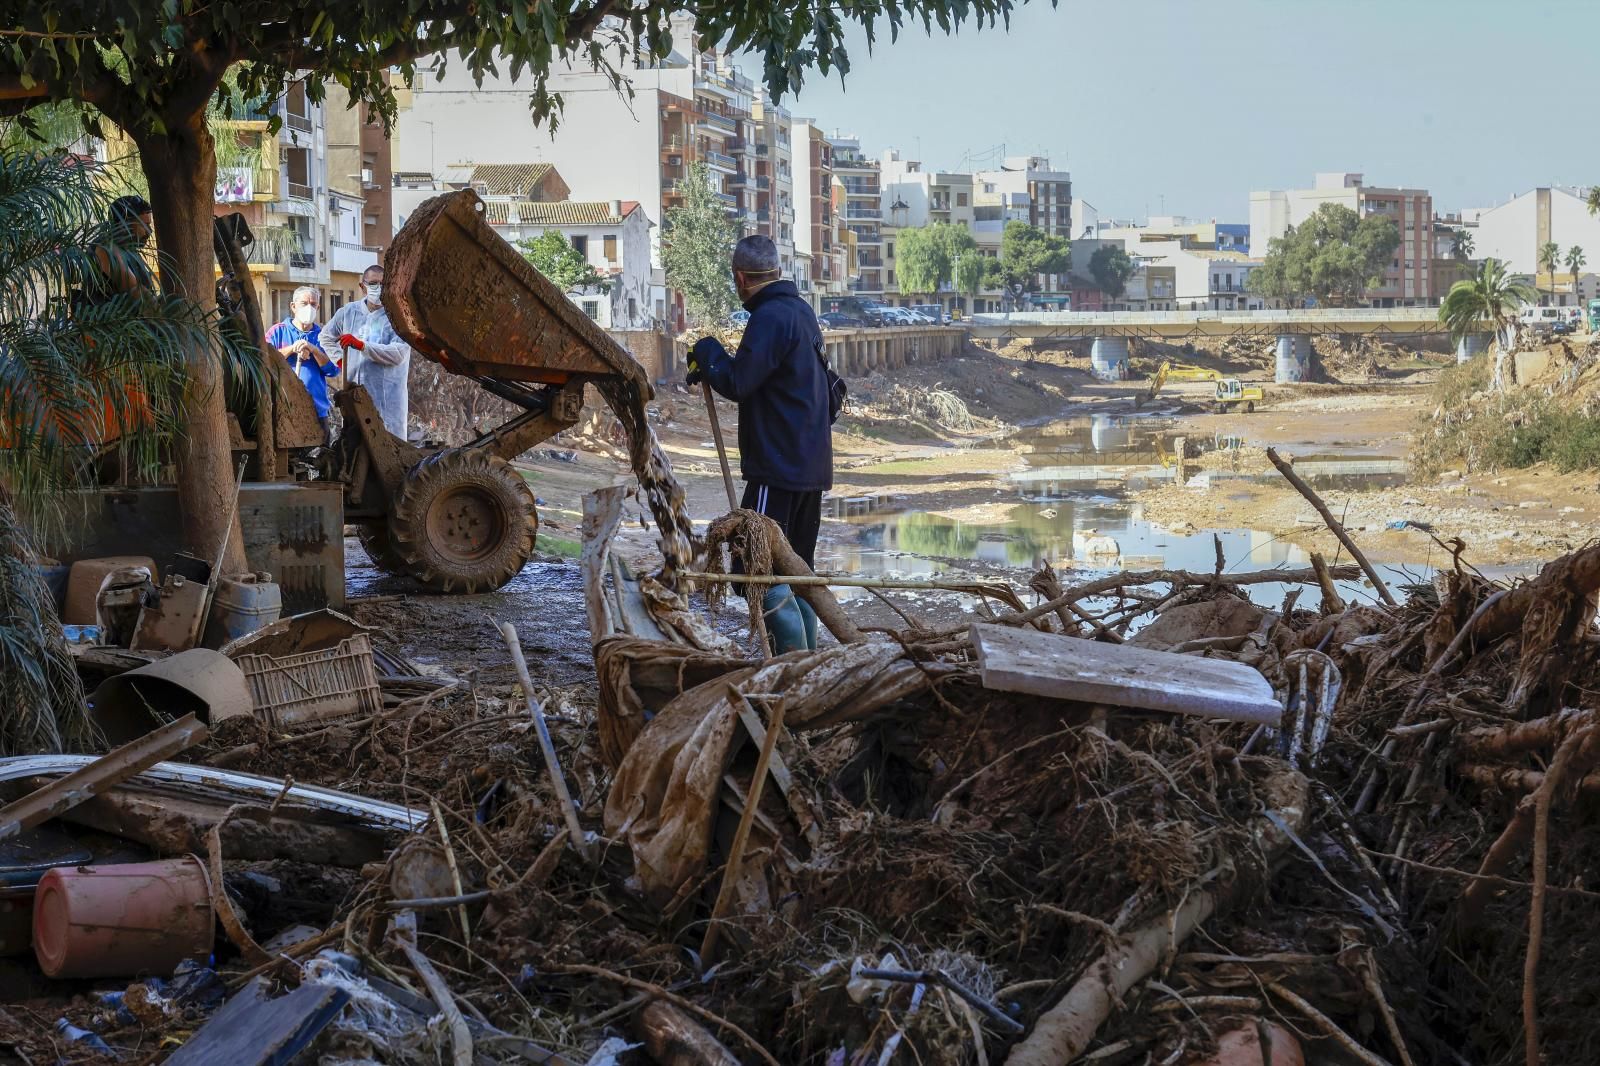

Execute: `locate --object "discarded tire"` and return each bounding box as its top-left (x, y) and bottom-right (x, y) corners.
top-left (389, 449), bottom-right (536, 594)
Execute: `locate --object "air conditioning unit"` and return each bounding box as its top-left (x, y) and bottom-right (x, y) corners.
top-left (668, 155), bottom-right (682, 166)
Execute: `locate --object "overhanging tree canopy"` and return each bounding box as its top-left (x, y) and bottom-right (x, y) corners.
top-left (0, 0), bottom-right (1042, 566)
top-left (894, 222), bottom-right (978, 297)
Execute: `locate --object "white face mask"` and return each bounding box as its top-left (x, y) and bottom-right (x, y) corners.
top-left (293, 303), bottom-right (316, 327)
top-left (365, 283), bottom-right (382, 302)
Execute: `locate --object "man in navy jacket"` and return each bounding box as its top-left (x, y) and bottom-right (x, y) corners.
top-left (689, 235), bottom-right (832, 653)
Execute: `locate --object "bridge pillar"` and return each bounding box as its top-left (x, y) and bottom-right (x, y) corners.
top-left (1275, 334), bottom-right (1313, 383)
top-left (1456, 333), bottom-right (1491, 363)
top-left (1090, 336), bottom-right (1129, 381)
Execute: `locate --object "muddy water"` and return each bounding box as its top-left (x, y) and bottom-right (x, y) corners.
top-left (825, 413), bottom-right (1422, 613)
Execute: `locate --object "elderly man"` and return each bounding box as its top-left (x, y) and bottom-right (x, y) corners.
top-left (321, 264), bottom-right (412, 438)
top-left (688, 234), bottom-right (840, 653)
top-left (266, 286), bottom-right (340, 445)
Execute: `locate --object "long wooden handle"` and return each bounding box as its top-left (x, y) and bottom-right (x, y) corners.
top-left (499, 621), bottom-right (593, 862)
top-left (702, 381), bottom-right (739, 511)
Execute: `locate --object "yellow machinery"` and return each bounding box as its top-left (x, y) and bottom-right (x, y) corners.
top-left (1213, 378), bottom-right (1264, 413)
top-left (1140, 361), bottom-right (1264, 413)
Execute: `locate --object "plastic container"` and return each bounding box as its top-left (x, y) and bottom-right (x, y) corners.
top-left (235, 632), bottom-right (382, 729)
top-left (204, 572), bottom-right (283, 648)
top-left (32, 857), bottom-right (214, 979)
top-left (64, 556), bottom-right (158, 625)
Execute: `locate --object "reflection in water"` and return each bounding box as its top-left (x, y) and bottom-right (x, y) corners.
top-left (1000, 413), bottom-right (1408, 497)
top-left (822, 499), bottom-right (1425, 613)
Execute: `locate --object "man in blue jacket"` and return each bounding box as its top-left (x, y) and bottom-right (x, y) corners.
top-left (688, 235), bottom-right (833, 653)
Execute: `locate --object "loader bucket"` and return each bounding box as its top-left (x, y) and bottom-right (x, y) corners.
top-left (382, 189), bottom-right (651, 394)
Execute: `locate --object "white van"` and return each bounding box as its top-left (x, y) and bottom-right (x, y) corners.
top-left (1519, 306), bottom-right (1565, 333)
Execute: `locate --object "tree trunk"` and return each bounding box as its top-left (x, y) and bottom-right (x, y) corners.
top-left (134, 116), bottom-right (247, 574)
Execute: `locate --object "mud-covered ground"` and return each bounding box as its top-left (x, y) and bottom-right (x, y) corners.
top-left (353, 335), bottom-right (1596, 684)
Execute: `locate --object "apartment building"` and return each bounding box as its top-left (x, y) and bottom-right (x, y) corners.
top-left (880, 153), bottom-right (979, 314)
top-left (486, 199), bottom-right (654, 330)
top-left (750, 90), bottom-right (798, 283)
top-left (1250, 173), bottom-right (1433, 305)
top-left (793, 120), bottom-right (848, 302)
top-left (828, 134), bottom-right (883, 297)
top-left (392, 16), bottom-right (762, 326)
top-left (323, 85), bottom-right (388, 312)
top-left (1462, 187), bottom-right (1600, 304)
top-left (973, 155), bottom-right (1072, 308)
top-left (212, 78), bottom-right (334, 323)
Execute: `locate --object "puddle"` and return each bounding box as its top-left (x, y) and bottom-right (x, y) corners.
top-left (820, 497), bottom-right (1427, 614)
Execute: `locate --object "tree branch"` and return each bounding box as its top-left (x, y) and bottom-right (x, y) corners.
top-left (567, 0), bottom-right (623, 46)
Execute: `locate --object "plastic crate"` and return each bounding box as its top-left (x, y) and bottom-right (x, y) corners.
top-left (234, 632), bottom-right (382, 730)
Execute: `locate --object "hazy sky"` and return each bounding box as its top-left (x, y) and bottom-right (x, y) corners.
top-left (763, 0), bottom-right (1598, 222)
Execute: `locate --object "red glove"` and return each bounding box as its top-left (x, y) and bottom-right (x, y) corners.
top-left (339, 333), bottom-right (365, 351)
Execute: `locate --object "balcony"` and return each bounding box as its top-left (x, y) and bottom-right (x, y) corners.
top-left (700, 111), bottom-right (737, 134)
top-left (705, 150), bottom-right (737, 172)
top-left (287, 180), bottom-right (313, 200)
top-left (850, 279), bottom-right (883, 293)
top-left (727, 171), bottom-right (748, 188)
top-left (715, 192), bottom-right (738, 206)
top-left (756, 143), bottom-right (769, 156)
top-left (858, 255), bottom-right (883, 268)
top-left (756, 175), bottom-right (770, 190)
top-left (289, 250), bottom-right (316, 270)
top-left (756, 208), bottom-right (771, 223)
top-left (833, 155), bottom-right (878, 172)
top-left (661, 135), bottom-right (687, 152)
top-left (845, 206), bottom-right (882, 221)
top-left (285, 109), bottom-right (313, 134)
top-left (330, 240), bottom-right (379, 275)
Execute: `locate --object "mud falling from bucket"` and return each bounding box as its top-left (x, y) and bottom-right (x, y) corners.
top-left (595, 377), bottom-right (697, 586)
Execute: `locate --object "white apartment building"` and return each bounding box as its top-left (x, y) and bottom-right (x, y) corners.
top-left (1462, 187), bottom-right (1600, 304)
top-left (973, 155), bottom-right (1072, 308)
top-left (392, 16), bottom-right (764, 326)
top-left (1250, 172), bottom-right (1433, 305)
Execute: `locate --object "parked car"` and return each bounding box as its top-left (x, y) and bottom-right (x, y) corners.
top-left (725, 309), bottom-right (751, 327)
top-left (880, 308), bottom-right (920, 325)
top-left (1552, 317), bottom-right (1576, 335)
top-left (910, 304), bottom-right (948, 324)
top-left (819, 311), bottom-right (865, 330)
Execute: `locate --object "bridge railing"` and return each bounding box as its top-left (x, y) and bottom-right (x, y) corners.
top-left (969, 308), bottom-right (1444, 327)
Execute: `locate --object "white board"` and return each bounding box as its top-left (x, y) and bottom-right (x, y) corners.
top-left (970, 622), bottom-right (1283, 725)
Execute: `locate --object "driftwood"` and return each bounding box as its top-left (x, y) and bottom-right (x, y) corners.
top-left (1266, 447), bottom-right (1397, 606)
top-left (636, 1000), bottom-right (741, 1066)
top-left (1461, 725), bottom-right (1600, 926)
top-left (1310, 551), bottom-right (1346, 615)
top-left (1459, 708), bottom-right (1597, 761)
top-left (1002, 770), bottom-right (1309, 1065)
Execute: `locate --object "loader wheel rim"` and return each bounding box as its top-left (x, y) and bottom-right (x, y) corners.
top-left (427, 485), bottom-right (508, 564)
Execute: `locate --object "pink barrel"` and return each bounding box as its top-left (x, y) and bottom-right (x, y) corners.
top-left (32, 857), bottom-right (214, 979)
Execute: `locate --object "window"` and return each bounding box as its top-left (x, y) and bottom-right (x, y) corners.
top-left (982, 183), bottom-right (995, 194)
top-left (957, 192), bottom-right (968, 207)
top-left (604, 235), bottom-right (618, 263)
top-left (571, 235), bottom-right (589, 257)
top-left (285, 146), bottom-right (311, 199)
top-left (581, 300), bottom-right (601, 320)
top-left (887, 242), bottom-right (895, 258)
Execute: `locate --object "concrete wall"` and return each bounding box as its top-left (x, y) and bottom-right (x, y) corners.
top-left (609, 328), bottom-right (684, 382)
top-left (816, 326), bottom-right (967, 376)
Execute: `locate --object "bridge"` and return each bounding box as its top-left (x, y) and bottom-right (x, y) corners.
top-left (967, 308), bottom-right (1447, 341)
top-left (965, 308), bottom-right (1451, 381)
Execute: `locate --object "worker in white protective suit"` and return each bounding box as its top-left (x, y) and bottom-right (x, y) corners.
top-left (321, 264), bottom-right (412, 438)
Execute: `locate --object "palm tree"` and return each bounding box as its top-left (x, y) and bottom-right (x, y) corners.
top-left (1538, 240), bottom-right (1561, 305)
top-left (0, 149), bottom-right (255, 753)
top-left (1439, 258), bottom-right (1537, 389)
top-left (1588, 186), bottom-right (1600, 219)
top-left (1567, 245), bottom-right (1586, 304)
top-left (1450, 228), bottom-right (1474, 260)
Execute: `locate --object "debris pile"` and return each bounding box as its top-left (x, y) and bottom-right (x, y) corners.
top-left (10, 473), bottom-right (1600, 1064)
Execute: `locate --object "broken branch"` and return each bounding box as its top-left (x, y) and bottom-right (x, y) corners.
top-left (1266, 447), bottom-right (1397, 606)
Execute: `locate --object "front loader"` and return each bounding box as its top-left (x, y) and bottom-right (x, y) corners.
top-left (218, 189), bottom-right (652, 595)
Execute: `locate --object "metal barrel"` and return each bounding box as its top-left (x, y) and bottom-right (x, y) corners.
top-left (1275, 334), bottom-right (1312, 383)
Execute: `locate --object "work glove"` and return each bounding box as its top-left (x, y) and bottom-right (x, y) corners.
top-left (686, 336), bottom-right (726, 386)
top-left (339, 332), bottom-right (365, 352)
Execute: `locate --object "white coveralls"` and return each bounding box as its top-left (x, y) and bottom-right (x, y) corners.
top-left (321, 299), bottom-right (412, 438)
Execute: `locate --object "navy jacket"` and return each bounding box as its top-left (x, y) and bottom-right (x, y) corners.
top-left (700, 280), bottom-right (832, 492)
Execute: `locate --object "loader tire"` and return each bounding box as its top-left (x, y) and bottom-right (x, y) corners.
top-left (356, 523), bottom-right (408, 576)
top-left (389, 449), bottom-right (537, 594)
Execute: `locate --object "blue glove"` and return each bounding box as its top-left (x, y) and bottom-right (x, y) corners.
top-left (687, 336), bottom-right (727, 386)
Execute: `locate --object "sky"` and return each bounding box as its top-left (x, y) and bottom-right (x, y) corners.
top-left (758, 0), bottom-right (1599, 223)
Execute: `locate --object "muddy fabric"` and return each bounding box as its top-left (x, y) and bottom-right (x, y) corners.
top-left (602, 641), bottom-right (932, 904)
top-left (593, 637), bottom-right (749, 770)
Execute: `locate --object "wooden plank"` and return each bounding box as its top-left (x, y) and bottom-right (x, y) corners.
top-left (0, 715), bottom-right (208, 841)
top-left (581, 487), bottom-right (625, 641)
top-left (970, 623), bottom-right (1283, 725)
top-left (734, 697), bottom-right (796, 801)
top-left (166, 978), bottom-right (348, 1065)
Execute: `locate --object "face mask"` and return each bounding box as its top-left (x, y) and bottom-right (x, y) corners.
top-left (293, 304), bottom-right (316, 327)
top-left (365, 283), bottom-right (382, 302)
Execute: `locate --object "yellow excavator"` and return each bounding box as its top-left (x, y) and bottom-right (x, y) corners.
top-left (1139, 361), bottom-right (1264, 413)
